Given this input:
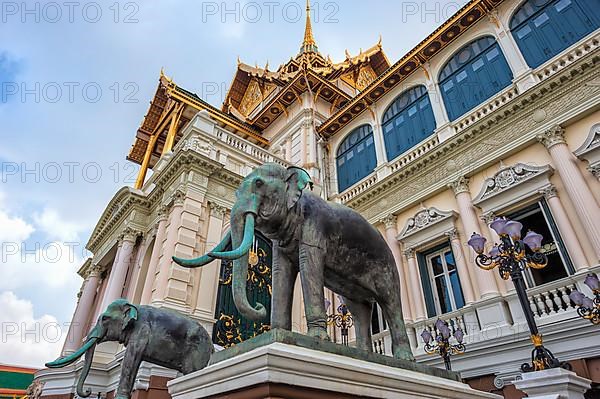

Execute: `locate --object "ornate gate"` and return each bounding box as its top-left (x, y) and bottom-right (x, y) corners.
top-left (212, 232), bottom-right (272, 347)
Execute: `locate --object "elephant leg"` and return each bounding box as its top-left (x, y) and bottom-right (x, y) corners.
top-left (298, 244), bottom-right (329, 340)
top-left (116, 339), bottom-right (147, 399)
top-left (271, 247), bottom-right (298, 330)
top-left (379, 298), bottom-right (414, 361)
top-left (343, 297), bottom-right (373, 352)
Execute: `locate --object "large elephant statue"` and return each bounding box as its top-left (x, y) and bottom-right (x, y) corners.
top-left (173, 164), bottom-right (414, 361)
top-left (45, 299), bottom-right (213, 399)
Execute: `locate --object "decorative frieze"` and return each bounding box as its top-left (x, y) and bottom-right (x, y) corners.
top-left (537, 125), bottom-right (566, 149)
top-left (473, 163), bottom-right (552, 204)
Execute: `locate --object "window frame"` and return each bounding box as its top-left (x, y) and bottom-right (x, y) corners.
top-left (424, 245), bottom-right (465, 316)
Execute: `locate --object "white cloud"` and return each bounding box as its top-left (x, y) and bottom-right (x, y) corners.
top-left (0, 201), bottom-right (34, 243)
top-left (33, 208), bottom-right (83, 242)
top-left (0, 291), bottom-right (65, 368)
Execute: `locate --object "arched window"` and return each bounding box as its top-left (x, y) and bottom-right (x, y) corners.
top-left (439, 36), bottom-right (513, 121)
top-left (382, 85), bottom-right (437, 161)
top-left (336, 124), bottom-right (377, 192)
top-left (510, 0), bottom-right (600, 68)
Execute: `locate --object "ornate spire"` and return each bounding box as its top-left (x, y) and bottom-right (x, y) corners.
top-left (300, 0), bottom-right (318, 54)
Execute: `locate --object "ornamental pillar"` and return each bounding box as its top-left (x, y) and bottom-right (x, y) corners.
top-left (63, 264), bottom-right (101, 354)
top-left (102, 229), bottom-right (138, 309)
top-left (537, 126), bottom-right (600, 260)
top-left (449, 176), bottom-right (500, 299)
top-left (141, 206), bottom-right (168, 305)
top-left (444, 228), bottom-right (476, 304)
top-left (152, 191), bottom-right (185, 304)
top-left (403, 248), bottom-right (426, 321)
top-left (194, 202), bottom-right (227, 320)
top-left (539, 185), bottom-right (589, 271)
top-left (380, 215), bottom-right (412, 322)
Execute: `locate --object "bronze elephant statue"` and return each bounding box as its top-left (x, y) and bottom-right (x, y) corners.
top-left (174, 164), bottom-right (414, 361)
top-left (46, 299), bottom-right (213, 399)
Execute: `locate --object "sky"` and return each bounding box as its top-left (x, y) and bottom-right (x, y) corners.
top-left (0, 0), bottom-right (468, 367)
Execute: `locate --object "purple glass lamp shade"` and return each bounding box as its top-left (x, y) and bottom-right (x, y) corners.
top-left (523, 230), bottom-right (543, 252)
top-left (504, 220), bottom-right (523, 240)
top-left (489, 245), bottom-right (500, 258)
top-left (490, 217), bottom-right (508, 236)
top-left (584, 274), bottom-right (600, 292)
top-left (454, 327), bottom-right (464, 344)
top-left (468, 233), bottom-right (487, 254)
top-left (569, 290), bottom-right (585, 306)
top-left (435, 319), bottom-right (451, 340)
top-left (421, 329), bottom-right (433, 344)
top-left (582, 297), bottom-right (595, 310)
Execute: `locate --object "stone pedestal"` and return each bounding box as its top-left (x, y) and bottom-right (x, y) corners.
top-left (168, 329), bottom-right (500, 399)
top-left (513, 368), bottom-right (591, 399)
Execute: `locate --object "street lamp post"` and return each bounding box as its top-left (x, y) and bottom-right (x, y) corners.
top-left (569, 273), bottom-right (600, 324)
top-left (420, 319), bottom-right (465, 371)
top-left (325, 297), bottom-right (354, 346)
top-left (468, 217), bottom-right (570, 372)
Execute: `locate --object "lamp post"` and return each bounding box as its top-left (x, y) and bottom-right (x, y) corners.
top-left (569, 273), bottom-right (600, 324)
top-left (420, 319), bottom-right (465, 371)
top-left (468, 217), bottom-right (570, 372)
top-left (325, 297), bottom-right (354, 346)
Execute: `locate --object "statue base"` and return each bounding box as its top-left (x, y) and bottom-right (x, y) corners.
top-left (167, 329), bottom-right (500, 399)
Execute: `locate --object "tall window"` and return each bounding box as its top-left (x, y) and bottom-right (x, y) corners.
top-left (507, 200), bottom-right (574, 287)
top-left (417, 243), bottom-right (465, 317)
top-left (336, 124), bottom-right (377, 192)
top-left (510, 0), bottom-right (600, 68)
top-left (439, 36), bottom-right (513, 121)
top-left (382, 85), bottom-right (437, 161)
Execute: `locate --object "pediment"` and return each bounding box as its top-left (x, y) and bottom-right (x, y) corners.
top-left (399, 207), bottom-right (457, 247)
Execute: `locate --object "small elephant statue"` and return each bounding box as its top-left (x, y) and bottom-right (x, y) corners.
top-left (46, 299), bottom-right (214, 399)
top-left (173, 164), bottom-right (414, 361)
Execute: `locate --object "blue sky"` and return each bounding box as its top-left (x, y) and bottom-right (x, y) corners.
top-left (0, 0), bottom-right (467, 367)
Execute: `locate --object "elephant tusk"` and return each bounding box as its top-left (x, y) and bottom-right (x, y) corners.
top-left (209, 214), bottom-right (255, 260)
top-left (172, 231), bottom-right (232, 268)
top-left (45, 337), bottom-right (97, 368)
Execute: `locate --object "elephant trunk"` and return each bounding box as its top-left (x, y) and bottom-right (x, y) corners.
top-left (76, 342), bottom-right (96, 398)
top-left (172, 231), bottom-right (232, 268)
top-left (229, 211), bottom-right (267, 321)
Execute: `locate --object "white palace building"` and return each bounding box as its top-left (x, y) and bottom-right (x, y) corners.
top-left (37, 0), bottom-right (600, 397)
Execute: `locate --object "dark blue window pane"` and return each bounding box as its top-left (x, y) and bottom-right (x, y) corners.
top-left (510, 0), bottom-right (600, 68)
top-left (336, 124), bottom-right (377, 192)
top-left (382, 85), bottom-right (437, 161)
top-left (439, 36), bottom-right (513, 121)
top-left (435, 275), bottom-right (453, 314)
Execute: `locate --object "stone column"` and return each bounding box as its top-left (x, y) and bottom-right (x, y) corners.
top-left (538, 126), bottom-right (600, 260)
top-left (141, 207), bottom-right (168, 305)
top-left (449, 176), bottom-right (500, 299)
top-left (63, 264), bottom-right (101, 354)
top-left (444, 228), bottom-right (476, 304)
top-left (300, 119), bottom-right (309, 166)
top-left (380, 215), bottom-right (412, 321)
top-left (402, 248), bottom-right (426, 321)
top-left (152, 191), bottom-right (185, 304)
top-left (539, 185), bottom-right (590, 271)
top-left (102, 229), bottom-right (138, 309)
top-left (194, 202), bottom-right (227, 321)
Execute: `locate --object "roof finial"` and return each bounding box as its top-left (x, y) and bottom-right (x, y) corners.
top-left (300, 0), bottom-right (318, 54)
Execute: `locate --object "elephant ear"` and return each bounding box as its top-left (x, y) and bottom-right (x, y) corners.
top-left (122, 302), bottom-right (139, 332)
top-left (285, 166), bottom-right (313, 209)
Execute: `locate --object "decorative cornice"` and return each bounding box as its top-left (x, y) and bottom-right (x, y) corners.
top-left (538, 184), bottom-right (558, 200)
top-left (449, 176), bottom-right (470, 196)
top-left (380, 214), bottom-right (397, 230)
top-left (473, 163), bottom-right (553, 204)
top-left (537, 125), bottom-right (566, 149)
top-left (399, 207), bottom-right (456, 239)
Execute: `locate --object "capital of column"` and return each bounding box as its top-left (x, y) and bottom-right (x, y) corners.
top-left (588, 164), bottom-right (600, 179)
top-left (87, 263), bottom-right (103, 279)
top-left (380, 214), bottom-right (397, 230)
top-left (120, 227), bottom-right (141, 243)
top-left (403, 247), bottom-right (416, 259)
top-left (448, 176), bottom-right (470, 196)
top-left (537, 125), bottom-right (566, 149)
top-left (481, 211), bottom-right (496, 225)
top-left (539, 184), bottom-right (558, 200)
top-left (209, 202), bottom-right (228, 219)
top-left (444, 228), bottom-right (460, 241)
top-left (169, 189), bottom-right (186, 208)
top-left (157, 204), bottom-right (169, 221)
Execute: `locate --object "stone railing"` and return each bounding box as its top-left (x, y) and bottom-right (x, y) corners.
top-left (528, 280), bottom-right (577, 320)
top-left (535, 31), bottom-right (600, 83)
top-left (212, 126), bottom-right (289, 167)
top-left (337, 174), bottom-right (379, 203)
top-left (453, 85), bottom-right (519, 135)
top-left (388, 135), bottom-right (440, 174)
